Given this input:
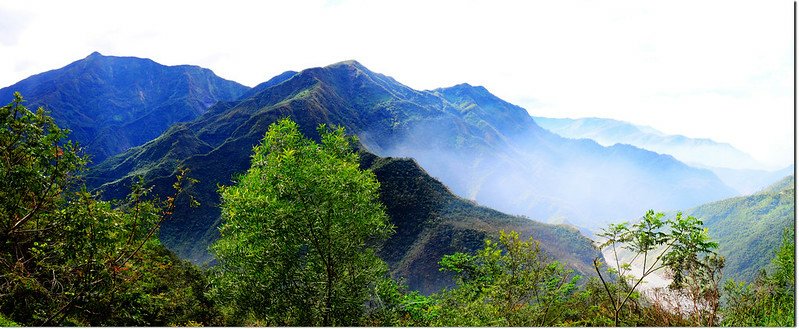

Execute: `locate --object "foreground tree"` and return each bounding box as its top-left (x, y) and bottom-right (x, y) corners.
top-left (594, 210), bottom-right (722, 326)
top-left (0, 93), bottom-right (212, 325)
top-left (210, 118), bottom-right (394, 326)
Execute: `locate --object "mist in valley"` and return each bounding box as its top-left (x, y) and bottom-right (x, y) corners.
top-left (362, 102), bottom-right (736, 230)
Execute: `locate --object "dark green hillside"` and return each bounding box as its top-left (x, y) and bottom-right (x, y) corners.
top-left (361, 154), bottom-right (599, 293)
top-left (0, 52), bottom-right (247, 163)
top-left (686, 175), bottom-right (795, 282)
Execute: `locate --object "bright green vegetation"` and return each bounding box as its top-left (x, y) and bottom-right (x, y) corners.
top-left (431, 230), bottom-right (579, 326)
top-left (0, 94), bottom-right (218, 326)
top-left (210, 119), bottom-right (393, 326)
top-left (686, 175), bottom-right (794, 282)
top-left (0, 313), bottom-right (17, 327)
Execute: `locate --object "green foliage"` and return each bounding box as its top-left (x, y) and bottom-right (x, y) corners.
top-left (721, 228), bottom-right (795, 326)
top-left (416, 230), bottom-right (579, 326)
top-left (771, 228), bottom-right (795, 292)
top-left (595, 210), bottom-right (723, 326)
top-left (0, 313), bottom-right (16, 327)
top-left (0, 92), bottom-right (85, 238)
top-left (0, 93), bottom-right (215, 326)
top-left (358, 277), bottom-right (439, 326)
top-left (210, 118), bottom-right (394, 326)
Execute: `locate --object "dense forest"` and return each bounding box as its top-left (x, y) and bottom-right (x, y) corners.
top-left (0, 93), bottom-right (794, 326)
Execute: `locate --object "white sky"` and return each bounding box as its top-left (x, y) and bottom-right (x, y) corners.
top-left (0, 0), bottom-right (794, 168)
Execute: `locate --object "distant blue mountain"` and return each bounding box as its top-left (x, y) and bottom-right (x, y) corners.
top-left (532, 116), bottom-right (790, 194)
top-left (0, 52), bottom-right (248, 164)
top-left (709, 165), bottom-right (795, 195)
top-left (532, 116), bottom-right (765, 170)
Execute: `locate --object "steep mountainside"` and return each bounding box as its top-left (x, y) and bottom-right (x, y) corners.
top-left (87, 60), bottom-right (734, 262)
top-left (0, 52), bottom-right (248, 163)
top-left (686, 175), bottom-right (795, 282)
top-left (533, 116), bottom-right (765, 171)
top-left (362, 154), bottom-right (600, 294)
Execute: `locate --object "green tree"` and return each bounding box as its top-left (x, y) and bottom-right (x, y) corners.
top-left (0, 93), bottom-right (211, 326)
top-left (210, 118), bottom-right (394, 326)
top-left (430, 230), bottom-right (579, 326)
top-left (594, 210), bottom-right (722, 326)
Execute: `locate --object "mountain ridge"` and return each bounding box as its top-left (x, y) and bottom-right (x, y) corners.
top-left (532, 115), bottom-right (792, 194)
top-left (87, 59), bottom-right (735, 264)
top-left (0, 52), bottom-right (248, 163)
top-left (532, 116), bottom-right (766, 171)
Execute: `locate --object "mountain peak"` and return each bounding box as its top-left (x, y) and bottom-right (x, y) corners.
top-left (0, 53), bottom-right (248, 164)
top-left (439, 82), bottom-right (490, 95)
top-left (85, 51), bottom-right (106, 60)
top-left (451, 82), bottom-right (479, 89)
top-left (326, 59), bottom-right (371, 72)
top-left (329, 59), bottom-right (364, 67)
top-left (80, 52), bottom-right (161, 68)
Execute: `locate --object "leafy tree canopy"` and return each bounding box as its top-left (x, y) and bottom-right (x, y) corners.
top-left (211, 118), bottom-right (393, 326)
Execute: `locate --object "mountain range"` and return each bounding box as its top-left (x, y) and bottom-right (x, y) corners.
top-left (79, 58), bottom-right (737, 259)
top-left (0, 52), bottom-right (248, 164)
top-left (708, 165), bottom-right (794, 195)
top-left (4, 53), bottom-right (775, 290)
top-left (532, 116), bottom-right (765, 170)
top-left (532, 116), bottom-right (792, 195)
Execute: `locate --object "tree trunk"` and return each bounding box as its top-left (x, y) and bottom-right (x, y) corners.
top-left (325, 264), bottom-right (333, 326)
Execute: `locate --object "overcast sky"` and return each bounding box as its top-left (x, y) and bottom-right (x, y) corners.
top-left (0, 0), bottom-right (794, 168)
